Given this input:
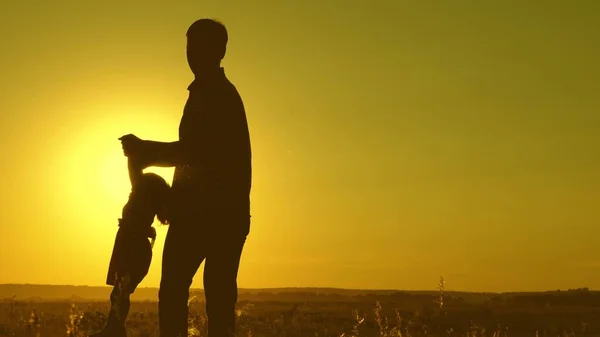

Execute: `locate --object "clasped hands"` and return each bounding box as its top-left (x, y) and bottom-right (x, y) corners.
top-left (119, 134), bottom-right (149, 168)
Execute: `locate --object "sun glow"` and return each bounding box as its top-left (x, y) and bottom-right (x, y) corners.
top-left (48, 106), bottom-right (177, 257)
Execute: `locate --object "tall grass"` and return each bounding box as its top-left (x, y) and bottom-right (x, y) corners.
top-left (1, 278), bottom-right (598, 337)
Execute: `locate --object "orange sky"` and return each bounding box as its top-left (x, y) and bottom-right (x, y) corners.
top-left (0, 0), bottom-right (598, 292)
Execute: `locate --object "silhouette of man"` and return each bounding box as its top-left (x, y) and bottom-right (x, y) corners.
top-left (120, 18), bottom-right (251, 337)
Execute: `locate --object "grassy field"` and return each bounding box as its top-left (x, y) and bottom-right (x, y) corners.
top-left (2, 288), bottom-right (600, 337)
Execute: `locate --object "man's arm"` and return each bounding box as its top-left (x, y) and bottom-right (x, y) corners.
top-left (121, 87), bottom-right (239, 168)
top-left (140, 140), bottom-right (183, 167)
top-left (121, 134), bottom-right (185, 168)
top-left (135, 102), bottom-right (221, 167)
top-left (142, 135), bottom-right (210, 167)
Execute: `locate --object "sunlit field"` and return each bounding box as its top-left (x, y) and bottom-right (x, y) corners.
top-left (2, 283), bottom-right (600, 337)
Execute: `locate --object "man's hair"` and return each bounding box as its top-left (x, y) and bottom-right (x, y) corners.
top-left (187, 18), bottom-right (228, 62)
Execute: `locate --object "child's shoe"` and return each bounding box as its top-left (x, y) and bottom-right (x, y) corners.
top-left (89, 325), bottom-right (126, 337)
top-left (89, 311), bottom-right (127, 337)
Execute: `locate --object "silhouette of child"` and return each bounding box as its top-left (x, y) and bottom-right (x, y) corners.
top-left (90, 155), bottom-right (170, 337)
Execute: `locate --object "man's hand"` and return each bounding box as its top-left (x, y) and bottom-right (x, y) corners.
top-left (119, 134), bottom-right (143, 157)
top-left (119, 134), bottom-right (155, 170)
top-left (119, 134), bottom-right (178, 168)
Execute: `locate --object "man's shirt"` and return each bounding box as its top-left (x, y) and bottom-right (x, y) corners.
top-left (170, 67), bottom-right (252, 219)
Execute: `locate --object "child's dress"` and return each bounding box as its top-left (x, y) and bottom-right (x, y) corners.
top-left (106, 194), bottom-right (156, 294)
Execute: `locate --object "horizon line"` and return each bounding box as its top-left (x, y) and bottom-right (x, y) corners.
top-left (0, 283), bottom-right (595, 294)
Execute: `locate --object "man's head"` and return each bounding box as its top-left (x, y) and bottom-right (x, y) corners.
top-left (186, 19), bottom-right (228, 75)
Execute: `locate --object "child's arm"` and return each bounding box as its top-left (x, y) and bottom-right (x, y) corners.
top-left (127, 155), bottom-right (144, 189)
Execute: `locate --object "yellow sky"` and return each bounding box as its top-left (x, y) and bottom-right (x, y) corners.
top-left (0, 0), bottom-right (598, 292)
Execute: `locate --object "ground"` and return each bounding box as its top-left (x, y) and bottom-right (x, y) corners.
top-left (2, 289), bottom-right (600, 336)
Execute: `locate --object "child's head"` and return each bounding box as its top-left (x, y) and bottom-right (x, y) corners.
top-left (134, 173), bottom-right (171, 225)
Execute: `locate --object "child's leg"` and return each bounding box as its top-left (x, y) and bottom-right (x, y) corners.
top-left (90, 276), bottom-right (131, 337)
top-left (111, 274), bottom-right (132, 327)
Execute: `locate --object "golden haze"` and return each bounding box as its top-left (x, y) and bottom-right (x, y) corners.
top-left (0, 0), bottom-right (598, 292)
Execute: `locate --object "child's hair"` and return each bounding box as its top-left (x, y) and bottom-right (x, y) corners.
top-left (136, 173), bottom-right (171, 225)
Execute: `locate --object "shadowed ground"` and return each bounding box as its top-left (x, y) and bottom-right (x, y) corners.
top-left (2, 288), bottom-right (600, 336)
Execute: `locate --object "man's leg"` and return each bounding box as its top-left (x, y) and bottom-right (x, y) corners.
top-left (159, 224), bottom-right (205, 337)
top-left (203, 232), bottom-right (247, 337)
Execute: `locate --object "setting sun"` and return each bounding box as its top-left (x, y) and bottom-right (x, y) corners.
top-left (40, 105), bottom-right (177, 276)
